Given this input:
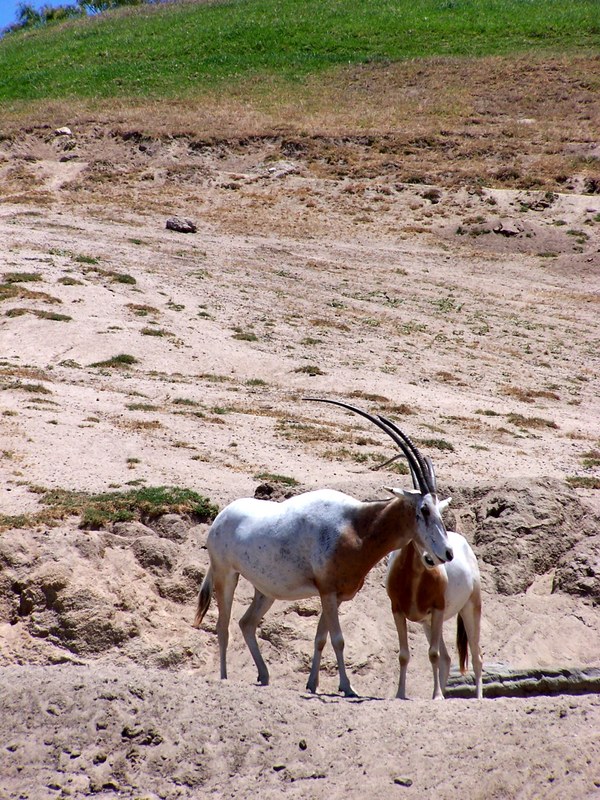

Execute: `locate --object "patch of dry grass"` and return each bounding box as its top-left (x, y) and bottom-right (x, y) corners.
top-left (501, 386), bottom-right (561, 403)
top-left (506, 413), bottom-right (559, 430)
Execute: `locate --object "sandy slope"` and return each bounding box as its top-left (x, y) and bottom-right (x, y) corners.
top-left (1, 59), bottom-right (600, 798)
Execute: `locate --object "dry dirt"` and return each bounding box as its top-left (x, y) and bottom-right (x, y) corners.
top-left (1, 55), bottom-right (600, 799)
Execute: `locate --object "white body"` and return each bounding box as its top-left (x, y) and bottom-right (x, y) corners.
top-left (206, 490), bottom-right (363, 601)
top-left (387, 530), bottom-right (483, 699)
top-left (195, 486), bottom-right (453, 697)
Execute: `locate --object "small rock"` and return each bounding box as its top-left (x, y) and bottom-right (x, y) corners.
top-left (394, 777), bottom-right (413, 787)
top-left (266, 160), bottom-right (297, 178)
top-left (254, 483), bottom-right (274, 499)
top-left (493, 221), bottom-right (521, 237)
top-left (166, 217), bottom-right (197, 234)
top-left (55, 126), bottom-right (72, 136)
top-left (421, 188), bottom-right (442, 203)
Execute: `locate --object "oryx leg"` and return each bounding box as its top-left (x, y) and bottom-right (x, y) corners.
top-left (306, 609), bottom-right (329, 694)
top-left (392, 610), bottom-right (410, 699)
top-left (239, 589), bottom-right (275, 686)
top-left (423, 609), bottom-right (446, 700)
top-left (213, 568), bottom-right (239, 680)
top-left (459, 590), bottom-right (484, 699)
top-left (318, 593), bottom-right (357, 697)
top-left (438, 634), bottom-right (452, 696)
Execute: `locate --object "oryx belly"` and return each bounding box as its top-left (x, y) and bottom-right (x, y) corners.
top-left (207, 489), bottom-right (362, 600)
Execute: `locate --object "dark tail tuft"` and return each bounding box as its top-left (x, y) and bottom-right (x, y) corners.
top-left (457, 614), bottom-right (469, 674)
top-left (193, 567), bottom-right (213, 628)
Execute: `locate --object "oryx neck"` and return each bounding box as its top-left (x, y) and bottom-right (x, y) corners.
top-left (355, 496), bottom-right (416, 551)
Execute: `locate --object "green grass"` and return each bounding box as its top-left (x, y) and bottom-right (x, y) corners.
top-left (141, 326), bottom-right (169, 337)
top-left (254, 471), bottom-right (300, 487)
top-left (90, 353), bottom-right (138, 368)
top-left (566, 476), bottom-right (600, 490)
top-left (2, 272), bottom-right (42, 282)
top-left (5, 308), bottom-right (72, 321)
top-left (2, 380), bottom-right (52, 394)
top-left (294, 365), bottom-right (326, 376)
top-left (0, 0), bottom-right (597, 102)
top-left (0, 485), bottom-right (219, 531)
top-left (232, 330), bottom-right (258, 342)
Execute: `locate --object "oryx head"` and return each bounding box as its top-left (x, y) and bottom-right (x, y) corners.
top-left (306, 398), bottom-right (453, 567)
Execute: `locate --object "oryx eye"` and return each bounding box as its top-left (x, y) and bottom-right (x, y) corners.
top-left (421, 505), bottom-right (430, 520)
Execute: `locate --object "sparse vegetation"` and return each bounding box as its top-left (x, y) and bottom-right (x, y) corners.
top-left (127, 303), bottom-right (159, 317)
top-left (433, 295), bottom-right (463, 314)
top-left (276, 419), bottom-right (340, 444)
top-left (294, 365), bottom-right (326, 376)
top-left (232, 329), bottom-right (258, 342)
top-left (300, 337), bottom-right (322, 345)
top-left (566, 476), bottom-right (600, 490)
top-left (5, 308), bottom-right (72, 321)
top-left (418, 437), bottom-right (455, 452)
top-left (581, 450), bottom-right (600, 469)
top-left (0, 283), bottom-right (62, 304)
top-left (112, 273), bottom-right (136, 285)
top-left (1, 381), bottom-right (52, 395)
top-left (2, 272), bottom-right (42, 283)
top-left (90, 354), bottom-right (138, 368)
top-left (502, 386), bottom-right (560, 403)
top-left (199, 373), bottom-right (233, 384)
top-left (0, 485), bottom-right (218, 532)
top-left (254, 472), bottom-right (299, 487)
top-left (141, 327), bottom-right (169, 337)
top-left (348, 391), bottom-right (390, 403)
top-left (74, 254), bottom-right (99, 265)
top-left (211, 406), bottom-right (232, 415)
top-left (506, 413), bottom-right (559, 430)
top-left (58, 276), bottom-right (83, 286)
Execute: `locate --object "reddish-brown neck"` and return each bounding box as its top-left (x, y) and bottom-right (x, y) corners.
top-left (355, 497), bottom-right (417, 555)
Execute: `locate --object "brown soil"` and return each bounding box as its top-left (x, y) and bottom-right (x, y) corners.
top-left (1, 55), bottom-right (599, 799)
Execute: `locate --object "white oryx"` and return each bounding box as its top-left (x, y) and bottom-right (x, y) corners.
top-left (194, 399), bottom-right (453, 697)
top-left (387, 531), bottom-right (483, 700)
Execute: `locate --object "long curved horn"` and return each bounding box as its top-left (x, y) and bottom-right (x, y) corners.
top-left (377, 414), bottom-right (437, 494)
top-left (304, 398), bottom-right (429, 494)
top-left (372, 452), bottom-right (421, 492)
top-left (424, 455), bottom-right (437, 494)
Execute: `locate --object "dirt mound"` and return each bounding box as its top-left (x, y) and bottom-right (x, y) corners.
top-left (554, 534), bottom-right (600, 603)
top-left (1, 480), bottom-right (598, 671)
top-left (1, 664), bottom-right (598, 800)
top-left (0, 517), bottom-right (210, 667)
top-left (447, 478), bottom-right (599, 595)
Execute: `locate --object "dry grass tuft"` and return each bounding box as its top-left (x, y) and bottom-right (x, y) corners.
top-left (502, 386), bottom-right (561, 403)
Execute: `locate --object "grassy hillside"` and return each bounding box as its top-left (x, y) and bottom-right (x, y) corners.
top-left (0, 0), bottom-right (598, 103)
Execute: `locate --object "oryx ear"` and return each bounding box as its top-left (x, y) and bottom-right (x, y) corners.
top-left (384, 486), bottom-right (421, 498)
top-left (438, 497), bottom-right (452, 512)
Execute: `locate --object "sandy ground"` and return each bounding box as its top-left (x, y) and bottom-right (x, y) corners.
top-left (1, 55), bottom-right (600, 799)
